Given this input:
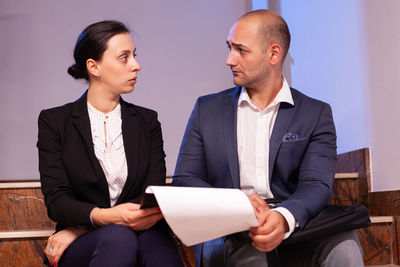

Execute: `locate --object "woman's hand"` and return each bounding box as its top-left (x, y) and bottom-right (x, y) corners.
top-left (44, 227), bottom-right (87, 266)
top-left (91, 203), bottom-right (163, 231)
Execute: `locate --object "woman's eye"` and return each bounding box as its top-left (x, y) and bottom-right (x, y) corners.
top-left (121, 56), bottom-right (127, 61)
top-left (133, 53), bottom-right (137, 58)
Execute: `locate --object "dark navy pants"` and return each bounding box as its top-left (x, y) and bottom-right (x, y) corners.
top-left (59, 221), bottom-right (184, 267)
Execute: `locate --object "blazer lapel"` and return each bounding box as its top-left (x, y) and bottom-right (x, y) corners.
top-left (268, 89), bottom-right (298, 180)
top-left (119, 98), bottom-right (140, 199)
top-left (71, 92), bottom-right (108, 185)
top-left (222, 87), bottom-right (241, 188)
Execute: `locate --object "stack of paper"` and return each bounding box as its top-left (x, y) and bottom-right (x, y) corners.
top-left (145, 186), bottom-right (259, 246)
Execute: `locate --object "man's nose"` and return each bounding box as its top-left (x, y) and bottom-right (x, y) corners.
top-left (225, 51), bottom-right (235, 66)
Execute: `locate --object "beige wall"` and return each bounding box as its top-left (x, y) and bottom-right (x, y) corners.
top-left (364, 0), bottom-right (400, 191)
top-left (0, 0), bottom-right (251, 179)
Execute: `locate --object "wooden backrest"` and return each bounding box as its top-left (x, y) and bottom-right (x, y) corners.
top-left (330, 147), bottom-right (372, 207)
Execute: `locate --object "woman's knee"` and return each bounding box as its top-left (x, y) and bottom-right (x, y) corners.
top-left (95, 224), bottom-right (139, 255)
top-left (137, 222), bottom-right (184, 267)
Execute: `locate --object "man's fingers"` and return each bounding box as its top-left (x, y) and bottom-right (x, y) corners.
top-left (249, 228), bottom-right (283, 252)
top-left (248, 194), bottom-right (269, 213)
top-left (252, 239), bottom-right (281, 252)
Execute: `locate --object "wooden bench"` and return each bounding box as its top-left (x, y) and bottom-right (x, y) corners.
top-left (1, 147), bottom-right (399, 266)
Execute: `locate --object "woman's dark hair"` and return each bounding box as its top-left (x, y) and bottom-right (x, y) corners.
top-left (67, 20), bottom-right (129, 80)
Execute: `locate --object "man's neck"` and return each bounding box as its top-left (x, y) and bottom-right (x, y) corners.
top-left (246, 77), bottom-right (283, 110)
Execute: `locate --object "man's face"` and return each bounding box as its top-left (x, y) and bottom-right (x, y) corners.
top-left (225, 19), bottom-right (270, 89)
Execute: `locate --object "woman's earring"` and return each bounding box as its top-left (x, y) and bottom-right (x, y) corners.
top-left (96, 74), bottom-right (100, 80)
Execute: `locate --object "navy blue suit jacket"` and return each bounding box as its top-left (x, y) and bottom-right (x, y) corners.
top-left (173, 86), bottom-right (336, 230)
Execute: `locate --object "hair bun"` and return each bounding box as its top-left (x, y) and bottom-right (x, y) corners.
top-left (67, 64), bottom-right (82, 79)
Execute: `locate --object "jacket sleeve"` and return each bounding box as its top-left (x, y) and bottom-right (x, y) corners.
top-left (280, 103), bottom-right (337, 229)
top-left (129, 111), bottom-right (167, 203)
top-left (172, 99), bottom-right (213, 188)
top-left (37, 110), bottom-right (96, 227)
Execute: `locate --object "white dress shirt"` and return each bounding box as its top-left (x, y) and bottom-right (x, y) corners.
top-left (237, 77), bottom-right (296, 238)
top-left (87, 102), bottom-right (127, 207)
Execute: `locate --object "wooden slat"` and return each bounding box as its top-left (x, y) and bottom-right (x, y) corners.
top-left (334, 172), bottom-right (359, 179)
top-left (0, 230), bottom-right (53, 239)
top-left (0, 182), bottom-right (41, 189)
top-left (0, 174), bottom-right (360, 186)
top-left (371, 216), bottom-right (394, 224)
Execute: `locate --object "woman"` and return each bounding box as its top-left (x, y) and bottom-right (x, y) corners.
top-left (37, 20), bottom-right (183, 267)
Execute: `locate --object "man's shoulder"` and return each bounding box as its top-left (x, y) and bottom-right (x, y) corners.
top-left (197, 87), bottom-right (239, 104)
top-left (290, 88), bottom-right (331, 109)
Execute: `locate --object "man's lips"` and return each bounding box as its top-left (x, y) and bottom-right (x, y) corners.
top-left (231, 70), bottom-right (241, 76)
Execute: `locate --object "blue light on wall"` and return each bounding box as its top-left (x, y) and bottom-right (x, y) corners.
top-left (252, 0), bottom-right (267, 10)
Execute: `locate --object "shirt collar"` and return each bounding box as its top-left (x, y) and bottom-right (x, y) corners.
top-left (87, 102), bottom-right (121, 119)
top-left (238, 76), bottom-right (294, 109)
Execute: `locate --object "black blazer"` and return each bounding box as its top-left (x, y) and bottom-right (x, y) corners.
top-left (37, 92), bottom-right (166, 231)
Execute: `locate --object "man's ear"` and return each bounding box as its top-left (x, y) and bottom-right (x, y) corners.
top-left (86, 58), bottom-right (100, 78)
top-left (269, 43), bottom-right (282, 65)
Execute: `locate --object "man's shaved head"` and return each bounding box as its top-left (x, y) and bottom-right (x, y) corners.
top-left (239, 10), bottom-right (290, 62)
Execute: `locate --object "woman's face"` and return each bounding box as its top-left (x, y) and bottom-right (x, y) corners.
top-left (96, 33), bottom-right (141, 95)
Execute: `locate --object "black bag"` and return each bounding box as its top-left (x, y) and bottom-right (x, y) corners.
top-left (281, 204), bottom-right (371, 245)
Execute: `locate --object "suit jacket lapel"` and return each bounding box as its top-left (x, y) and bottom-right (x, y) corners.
top-left (71, 92), bottom-right (108, 185)
top-left (119, 98), bottom-right (140, 199)
top-left (269, 89), bottom-right (298, 180)
top-left (222, 87), bottom-right (241, 188)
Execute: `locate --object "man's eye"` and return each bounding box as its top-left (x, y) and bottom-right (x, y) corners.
top-left (227, 44), bottom-right (231, 50)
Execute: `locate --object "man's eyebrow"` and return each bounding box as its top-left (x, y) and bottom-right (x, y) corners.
top-left (227, 41), bottom-right (248, 49)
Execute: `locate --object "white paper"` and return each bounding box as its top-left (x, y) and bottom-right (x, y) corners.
top-left (145, 186), bottom-right (259, 246)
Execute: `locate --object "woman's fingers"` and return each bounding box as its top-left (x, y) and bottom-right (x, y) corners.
top-left (44, 227), bottom-right (87, 265)
top-left (129, 212), bottom-right (163, 230)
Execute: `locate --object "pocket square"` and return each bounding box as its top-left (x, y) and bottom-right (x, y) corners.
top-left (282, 132), bottom-right (301, 142)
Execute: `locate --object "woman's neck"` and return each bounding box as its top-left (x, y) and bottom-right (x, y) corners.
top-left (87, 86), bottom-right (120, 114)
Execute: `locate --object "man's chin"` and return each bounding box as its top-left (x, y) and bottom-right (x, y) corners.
top-left (233, 78), bottom-right (244, 87)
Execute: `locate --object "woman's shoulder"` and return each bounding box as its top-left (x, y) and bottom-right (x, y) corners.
top-left (121, 99), bottom-right (159, 120)
top-left (38, 95), bottom-right (85, 126)
top-left (39, 102), bottom-right (74, 120)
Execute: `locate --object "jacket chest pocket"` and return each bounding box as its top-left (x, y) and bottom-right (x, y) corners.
top-left (278, 138), bottom-right (308, 167)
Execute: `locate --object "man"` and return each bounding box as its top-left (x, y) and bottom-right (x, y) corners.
top-left (173, 10), bottom-right (364, 266)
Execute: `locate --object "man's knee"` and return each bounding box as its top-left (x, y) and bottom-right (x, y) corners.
top-left (321, 231), bottom-right (364, 267)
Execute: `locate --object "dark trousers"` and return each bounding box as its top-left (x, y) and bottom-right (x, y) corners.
top-left (223, 230), bottom-right (363, 267)
top-left (59, 221), bottom-right (184, 267)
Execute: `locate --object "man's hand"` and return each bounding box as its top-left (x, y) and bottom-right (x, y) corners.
top-left (247, 194), bottom-right (289, 252)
